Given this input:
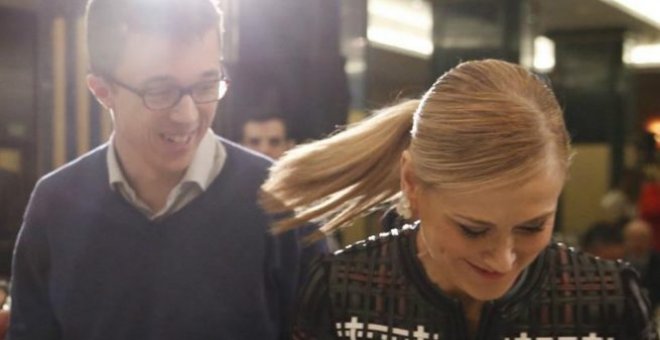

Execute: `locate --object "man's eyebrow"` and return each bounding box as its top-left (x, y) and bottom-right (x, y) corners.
top-left (451, 211), bottom-right (555, 227)
top-left (200, 70), bottom-right (222, 79)
top-left (140, 76), bottom-right (176, 88)
top-left (140, 70), bottom-right (222, 88)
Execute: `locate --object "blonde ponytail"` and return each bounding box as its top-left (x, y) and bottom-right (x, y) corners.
top-left (262, 60), bottom-right (572, 237)
top-left (261, 99), bottom-right (419, 234)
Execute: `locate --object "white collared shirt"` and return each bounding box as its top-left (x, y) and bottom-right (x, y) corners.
top-left (107, 130), bottom-right (226, 220)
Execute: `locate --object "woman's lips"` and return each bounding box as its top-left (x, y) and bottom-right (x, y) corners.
top-left (466, 261), bottom-right (507, 280)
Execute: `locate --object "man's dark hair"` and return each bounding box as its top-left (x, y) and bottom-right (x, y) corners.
top-left (85, 0), bottom-right (223, 77)
top-left (246, 114), bottom-right (287, 125)
top-left (240, 88), bottom-right (289, 139)
top-left (580, 221), bottom-right (624, 251)
top-left (241, 115), bottom-right (290, 142)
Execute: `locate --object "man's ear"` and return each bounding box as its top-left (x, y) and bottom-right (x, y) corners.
top-left (400, 150), bottom-right (420, 217)
top-left (86, 74), bottom-right (113, 109)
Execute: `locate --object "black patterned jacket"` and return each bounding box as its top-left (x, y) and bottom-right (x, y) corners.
top-left (293, 224), bottom-right (658, 340)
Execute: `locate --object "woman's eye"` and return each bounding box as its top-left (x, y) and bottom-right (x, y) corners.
top-left (458, 225), bottom-right (488, 238)
top-left (516, 224), bottom-right (545, 234)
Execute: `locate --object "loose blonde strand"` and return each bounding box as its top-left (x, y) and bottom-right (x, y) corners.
top-left (261, 99), bottom-right (419, 234)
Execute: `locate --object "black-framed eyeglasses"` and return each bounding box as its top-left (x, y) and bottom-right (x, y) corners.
top-left (106, 73), bottom-right (230, 111)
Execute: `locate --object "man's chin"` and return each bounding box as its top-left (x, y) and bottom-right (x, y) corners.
top-left (152, 153), bottom-right (194, 177)
top-left (161, 160), bottom-right (192, 176)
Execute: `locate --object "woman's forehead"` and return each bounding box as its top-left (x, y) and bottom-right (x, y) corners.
top-left (421, 171), bottom-right (564, 224)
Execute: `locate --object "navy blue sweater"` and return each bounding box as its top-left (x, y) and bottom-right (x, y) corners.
top-left (10, 138), bottom-right (305, 340)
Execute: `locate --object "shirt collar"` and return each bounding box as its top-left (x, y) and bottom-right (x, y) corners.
top-left (107, 135), bottom-right (125, 189)
top-left (181, 129), bottom-right (221, 191)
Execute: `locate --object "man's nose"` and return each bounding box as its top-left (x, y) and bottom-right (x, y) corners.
top-left (169, 94), bottom-right (198, 124)
top-left (256, 144), bottom-right (270, 154)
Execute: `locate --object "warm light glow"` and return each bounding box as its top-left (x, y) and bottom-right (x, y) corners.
top-left (367, 0), bottom-right (433, 58)
top-left (600, 0), bottom-right (660, 28)
top-left (648, 119), bottom-right (660, 148)
top-left (533, 36), bottom-right (555, 73)
top-left (648, 120), bottom-right (660, 135)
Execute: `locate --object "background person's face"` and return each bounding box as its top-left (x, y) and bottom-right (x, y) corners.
top-left (624, 219), bottom-right (653, 258)
top-left (414, 170), bottom-right (564, 302)
top-left (107, 28), bottom-right (222, 176)
top-left (242, 119), bottom-right (291, 159)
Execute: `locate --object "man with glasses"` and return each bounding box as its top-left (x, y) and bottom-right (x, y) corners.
top-left (8, 0), bottom-right (317, 339)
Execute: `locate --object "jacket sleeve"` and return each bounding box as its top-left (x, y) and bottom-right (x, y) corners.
top-left (621, 265), bottom-right (659, 340)
top-left (266, 221), bottom-right (329, 340)
top-left (8, 182), bottom-right (61, 340)
top-left (291, 255), bottom-right (336, 340)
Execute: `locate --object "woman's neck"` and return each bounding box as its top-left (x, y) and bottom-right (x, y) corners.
top-left (463, 299), bottom-right (483, 338)
top-left (415, 230), bottom-right (484, 338)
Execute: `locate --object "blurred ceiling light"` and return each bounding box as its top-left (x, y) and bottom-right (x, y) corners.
top-left (367, 0), bottom-right (433, 58)
top-left (626, 43), bottom-right (660, 66)
top-left (600, 0), bottom-right (660, 28)
top-left (368, 0), bottom-right (432, 30)
top-left (533, 36), bottom-right (660, 70)
top-left (367, 27), bottom-right (434, 57)
top-left (345, 60), bottom-right (367, 75)
top-left (533, 36), bottom-right (555, 73)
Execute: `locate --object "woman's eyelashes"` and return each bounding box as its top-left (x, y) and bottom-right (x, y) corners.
top-left (457, 221), bottom-right (547, 238)
top-left (458, 224), bottom-right (489, 238)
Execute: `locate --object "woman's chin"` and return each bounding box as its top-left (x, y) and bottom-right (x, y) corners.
top-left (463, 283), bottom-right (513, 302)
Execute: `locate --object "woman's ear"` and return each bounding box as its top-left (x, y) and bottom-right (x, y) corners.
top-left (86, 74), bottom-right (113, 110)
top-left (400, 150), bottom-right (420, 218)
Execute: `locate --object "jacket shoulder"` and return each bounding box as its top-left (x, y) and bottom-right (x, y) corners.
top-left (332, 224), bottom-right (415, 259)
top-left (516, 242), bottom-right (657, 338)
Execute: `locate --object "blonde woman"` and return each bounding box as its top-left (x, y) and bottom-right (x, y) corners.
top-left (262, 59), bottom-right (657, 339)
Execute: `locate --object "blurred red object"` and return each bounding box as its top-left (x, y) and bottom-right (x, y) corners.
top-left (639, 181), bottom-right (660, 251)
top-left (0, 309), bottom-right (9, 339)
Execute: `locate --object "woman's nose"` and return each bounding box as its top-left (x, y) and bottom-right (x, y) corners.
top-left (483, 237), bottom-right (517, 272)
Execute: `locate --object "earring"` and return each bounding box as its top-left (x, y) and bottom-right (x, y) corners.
top-left (419, 224), bottom-right (439, 261)
top-left (396, 195), bottom-right (413, 219)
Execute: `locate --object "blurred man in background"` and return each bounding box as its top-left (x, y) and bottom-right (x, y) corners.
top-left (579, 221), bottom-right (626, 260)
top-left (242, 115), bottom-right (294, 160)
top-left (623, 218), bottom-right (660, 313)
